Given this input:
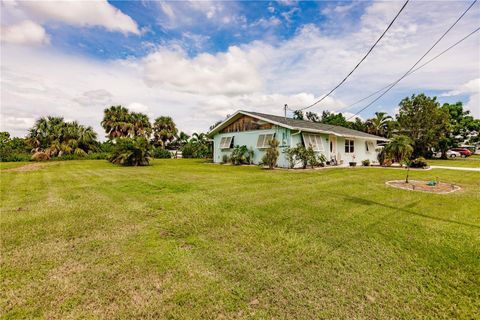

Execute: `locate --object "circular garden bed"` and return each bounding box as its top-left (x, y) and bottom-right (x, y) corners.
top-left (386, 180), bottom-right (461, 194)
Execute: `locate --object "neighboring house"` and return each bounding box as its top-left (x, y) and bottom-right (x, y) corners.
top-left (208, 110), bottom-right (388, 168)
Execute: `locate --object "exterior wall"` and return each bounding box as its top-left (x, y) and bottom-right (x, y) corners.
top-left (334, 137), bottom-right (379, 165)
top-left (213, 128), bottom-right (380, 167)
top-left (213, 127), bottom-right (291, 167)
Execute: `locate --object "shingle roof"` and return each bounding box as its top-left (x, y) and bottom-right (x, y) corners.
top-left (241, 111), bottom-right (388, 141)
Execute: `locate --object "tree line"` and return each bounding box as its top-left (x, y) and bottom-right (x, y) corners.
top-left (0, 105), bottom-right (211, 165)
top-left (292, 94), bottom-right (479, 159)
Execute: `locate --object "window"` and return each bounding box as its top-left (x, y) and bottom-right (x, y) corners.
top-left (220, 136), bottom-right (233, 149)
top-left (257, 133), bottom-right (275, 148)
top-left (365, 141), bottom-right (375, 152)
top-left (345, 139), bottom-right (354, 153)
top-left (302, 133), bottom-right (324, 152)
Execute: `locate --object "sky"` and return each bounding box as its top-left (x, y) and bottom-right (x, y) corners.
top-left (1, 0), bottom-right (479, 139)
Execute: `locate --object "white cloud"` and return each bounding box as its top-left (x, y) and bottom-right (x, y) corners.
top-left (159, 2), bottom-right (175, 20)
top-left (142, 46), bottom-right (263, 96)
top-left (7, 0), bottom-right (139, 35)
top-left (0, 20), bottom-right (49, 45)
top-left (155, 1), bottom-right (245, 30)
top-left (441, 78), bottom-right (480, 117)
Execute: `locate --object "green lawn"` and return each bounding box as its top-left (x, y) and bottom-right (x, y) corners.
top-left (1, 160), bottom-right (479, 319)
top-left (428, 154), bottom-right (480, 168)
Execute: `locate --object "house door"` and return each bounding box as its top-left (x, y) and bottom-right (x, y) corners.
top-left (329, 135), bottom-right (337, 161)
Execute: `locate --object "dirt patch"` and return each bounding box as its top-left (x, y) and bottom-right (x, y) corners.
top-left (386, 180), bottom-right (461, 194)
top-left (2, 163), bottom-right (49, 172)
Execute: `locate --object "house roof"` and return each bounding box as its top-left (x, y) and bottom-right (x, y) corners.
top-left (209, 110), bottom-right (388, 141)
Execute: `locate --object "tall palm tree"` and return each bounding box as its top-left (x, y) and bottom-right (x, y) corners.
top-left (153, 116), bottom-right (178, 148)
top-left (101, 105), bottom-right (133, 140)
top-left (130, 112), bottom-right (152, 138)
top-left (366, 112), bottom-right (392, 137)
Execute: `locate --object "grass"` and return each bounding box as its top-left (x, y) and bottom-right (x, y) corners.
top-left (1, 159), bottom-right (479, 319)
top-left (428, 154), bottom-right (480, 168)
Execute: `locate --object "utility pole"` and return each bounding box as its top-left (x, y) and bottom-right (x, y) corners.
top-left (284, 104), bottom-right (288, 120)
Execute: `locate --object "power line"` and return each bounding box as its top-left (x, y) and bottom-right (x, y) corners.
top-left (336, 26), bottom-right (480, 114)
top-left (295, 0), bottom-right (410, 112)
top-left (344, 0), bottom-right (478, 121)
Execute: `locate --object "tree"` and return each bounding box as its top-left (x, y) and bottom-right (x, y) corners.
top-left (153, 116), bottom-right (177, 148)
top-left (439, 102), bottom-right (480, 157)
top-left (384, 135), bottom-right (413, 166)
top-left (293, 110), bottom-right (304, 120)
top-left (131, 112), bottom-right (152, 139)
top-left (396, 94), bottom-right (450, 158)
top-left (101, 106), bottom-right (133, 140)
top-left (320, 111), bottom-right (350, 127)
top-left (306, 111), bottom-right (320, 122)
top-left (181, 132), bottom-right (211, 158)
top-left (349, 117), bottom-right (367, 132)
top-left (262, 139), bottom-right (279, 169)
top-left (366, 112), bottom-right (392, 137)
top-left (108, 137), bottom-right (152, 166)
top-left (26, 117), bottom-right (98, 157)
top-left (177, 131), bottom-right (190, 146)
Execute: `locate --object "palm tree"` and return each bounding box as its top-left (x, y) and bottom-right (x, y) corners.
top-left (153, 116), bottom-right (178, 148)
top-left (27, 116), bottom-right (98, 157)
top-left (366, 112), bottom-right (392, 137)
top-left (177, 131), bottom-right (190, 146)
top-left (130, 112), bottom-right (152, 138)
top-left (101, 105), bottom-right (133, 140)
top-left (384, 135), bottom-right (413, 166)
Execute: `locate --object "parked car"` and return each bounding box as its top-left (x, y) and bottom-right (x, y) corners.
top-left (433, 150), bottom-right (461, 158)
top-left (446, 150), bottom-right (462, 158)
top-left (451, 148), bottom-right (472, 157)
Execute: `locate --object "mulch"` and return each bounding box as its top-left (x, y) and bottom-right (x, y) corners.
top-left (386, 180), bottom-right (461, 194)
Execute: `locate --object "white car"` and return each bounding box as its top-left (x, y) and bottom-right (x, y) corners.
top-left (434, 150), bottom-right (461, 158)
top-left (446, 150), bottom-right (461, 158)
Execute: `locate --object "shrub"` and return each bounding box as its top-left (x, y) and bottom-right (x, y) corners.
top-left (31, 151), bottom-right (50, 161)
top-left (377, 148), bottom-right (386, 165)
top-left (384, 135), bottom-right (413, 166)
top-left (153, 147), bottom-right (172, 159)
top-left (318, 153), bottom-right (327, 167)
top-left (284, 144), bottom-right (308, 169)
top-left (0, 153), bottom-right (31, 162)
top-left (261, 139), bottom-right (279, 169)
top-left (409, 157), bottom-right (428, 168)
top-left (85, 152), bottom-right (109, 160)
top-left (181, 142), bottom-right (210, 159)
top-left (362, 159), bottom-right (370, 166)
top-left (221, 154), bottom-right (229, 164)
top-left (230, 145), bottom-right (249, 165)
top-left (108, 137), bottom-right (152, 166)
top-left (1, 132), bottom-right (31, 162)
top-left (74, 148), bottom-right (87, 157)
top-left (306, 147), bottom-right (318, 168)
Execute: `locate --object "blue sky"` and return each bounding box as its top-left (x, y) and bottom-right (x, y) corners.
top-left (47, 1), bottom-right (365, 59)
top-left (1, 0), bottom-right (479, 137)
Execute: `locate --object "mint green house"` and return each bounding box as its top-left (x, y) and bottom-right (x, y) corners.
top-left (208, 110), bottom-right (388, 168)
